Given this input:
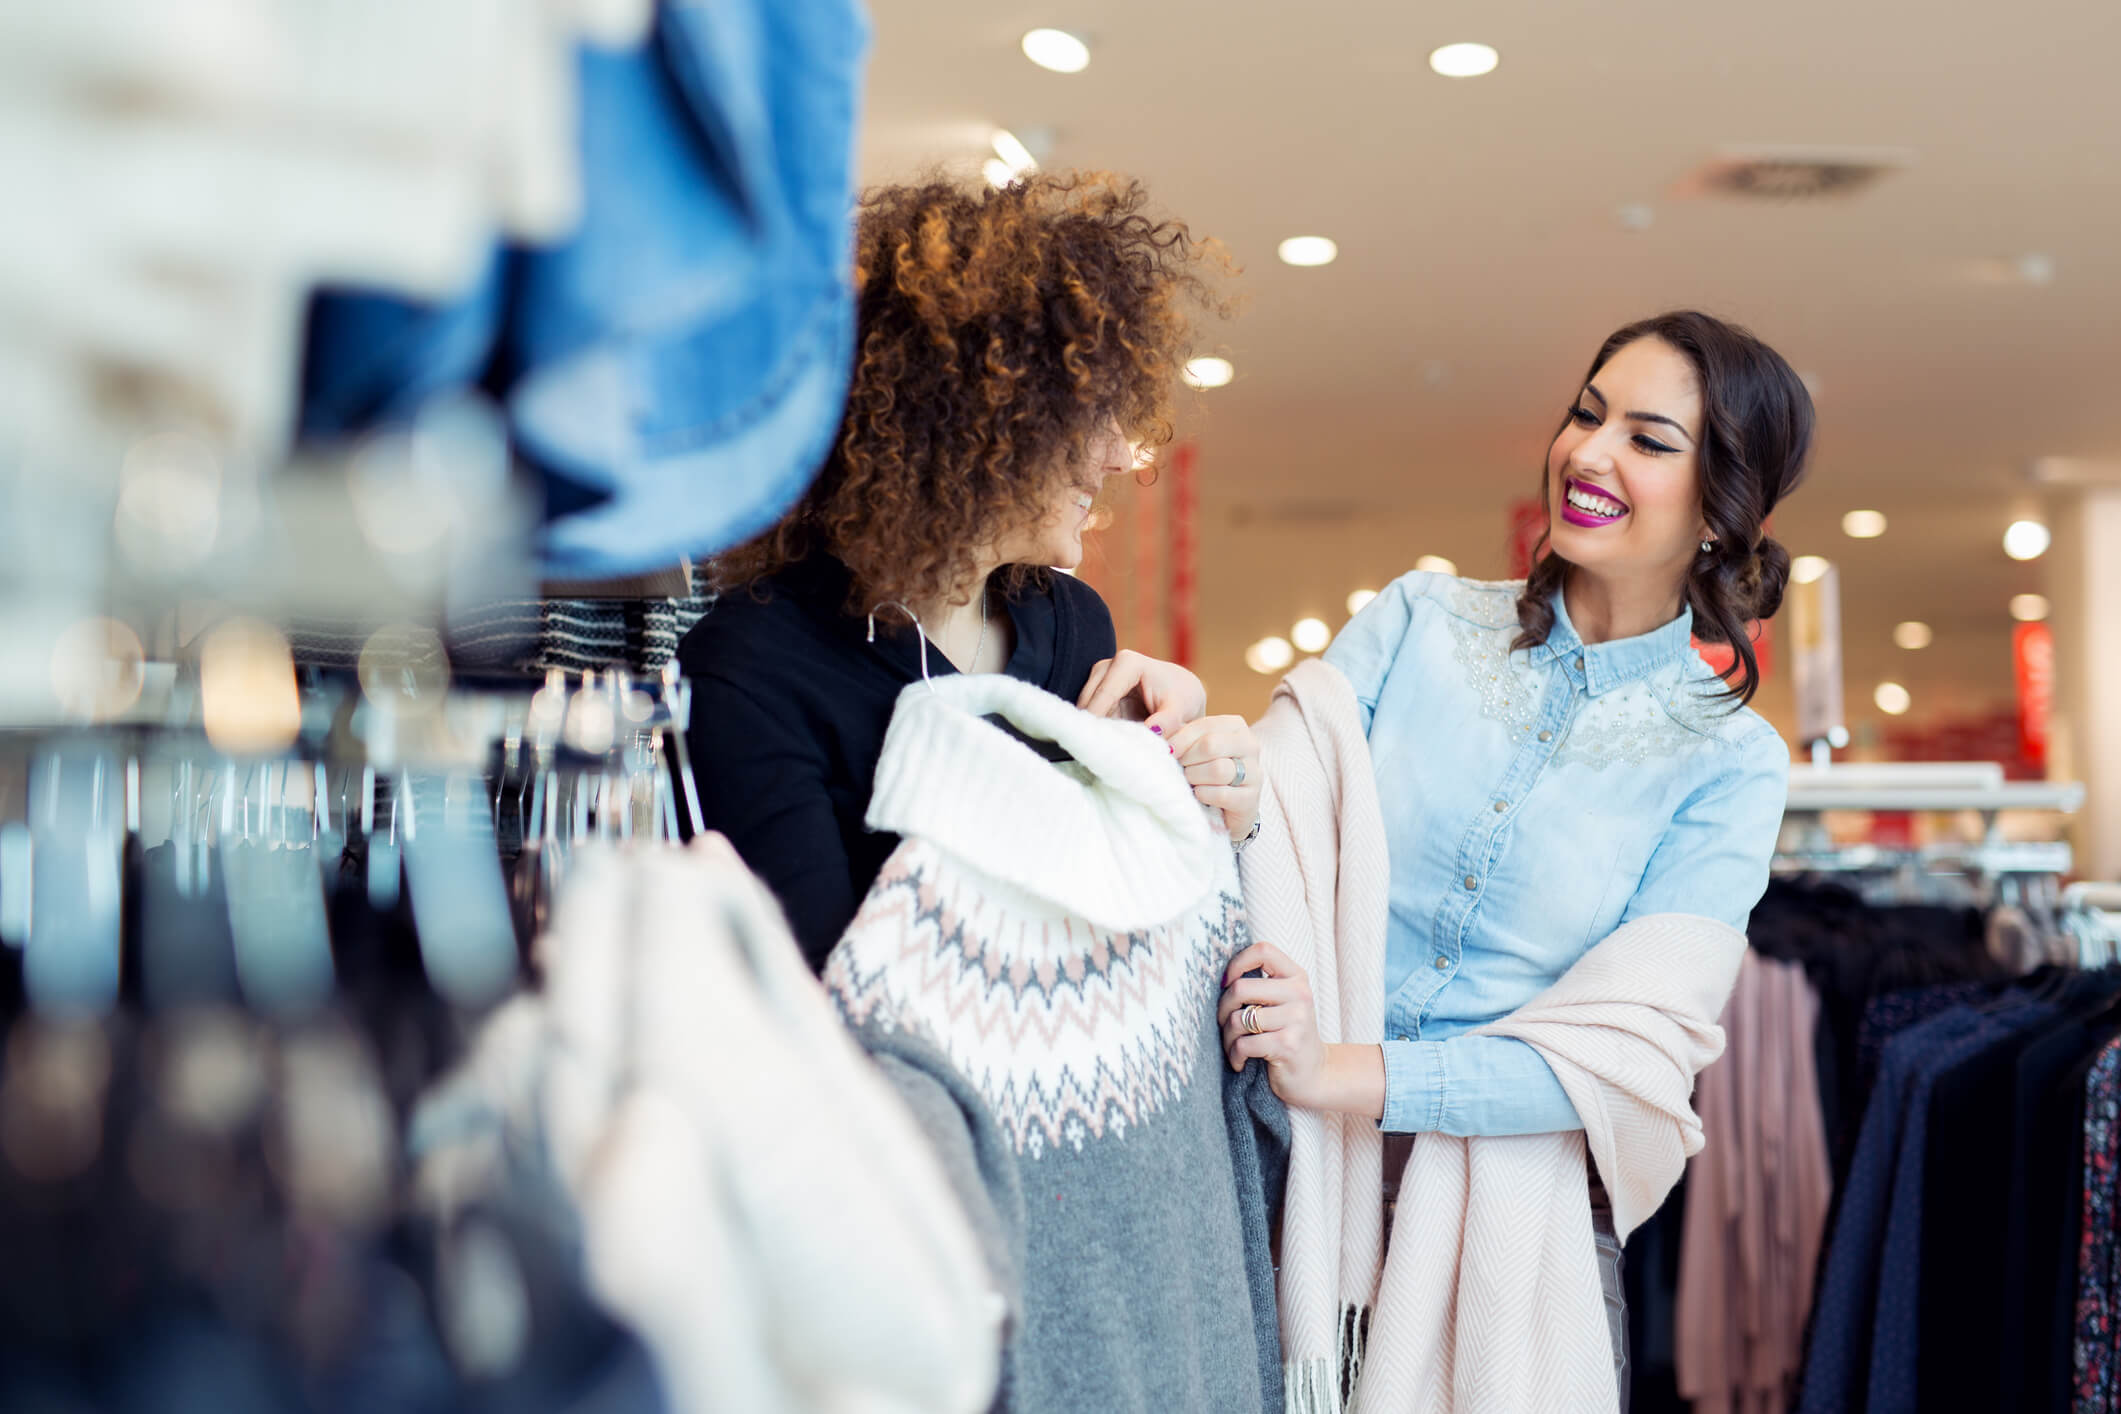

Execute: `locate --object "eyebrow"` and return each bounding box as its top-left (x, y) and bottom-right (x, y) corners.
top-left (1583, 383), bottom-right (1696, 447)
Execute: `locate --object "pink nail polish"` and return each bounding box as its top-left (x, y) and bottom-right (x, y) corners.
top-left (1150, 724), bottom-right (1163, 735)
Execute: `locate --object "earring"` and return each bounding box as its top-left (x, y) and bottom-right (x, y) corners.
top-left (1700, 539), bottom-right (1715, 554)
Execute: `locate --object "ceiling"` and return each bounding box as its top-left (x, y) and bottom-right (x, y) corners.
top-left (856, 0), bottom-right (2121, 736)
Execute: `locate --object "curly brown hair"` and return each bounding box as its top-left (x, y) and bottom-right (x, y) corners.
top-left (714, 171), bottom-right (1228, 617)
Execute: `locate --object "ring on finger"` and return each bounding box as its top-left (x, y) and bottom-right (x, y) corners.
top-left (1241, 1003), bottom-right (1264, 1035)
top-left (1230, 756), bottom-right (1247, 788)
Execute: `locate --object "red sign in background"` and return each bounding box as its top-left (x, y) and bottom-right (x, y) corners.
top-left (2014, 620), bottom-right (2054, 768)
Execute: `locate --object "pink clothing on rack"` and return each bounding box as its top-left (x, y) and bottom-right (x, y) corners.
top-left (1676, 949), bottom-right (1834, 1414)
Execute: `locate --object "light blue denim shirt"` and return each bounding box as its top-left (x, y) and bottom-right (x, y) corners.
top-left (1323, 572), bottom-right (1790, 1137)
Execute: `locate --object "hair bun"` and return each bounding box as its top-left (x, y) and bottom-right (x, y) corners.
top-left (1749, 536), bottom-right (1792, 622)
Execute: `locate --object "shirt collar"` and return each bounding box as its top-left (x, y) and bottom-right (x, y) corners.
top-left (1542, 588), bottom-right (1697, 697)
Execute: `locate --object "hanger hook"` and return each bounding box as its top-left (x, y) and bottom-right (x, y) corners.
top-left (867, 600), bottom-right (934, 687)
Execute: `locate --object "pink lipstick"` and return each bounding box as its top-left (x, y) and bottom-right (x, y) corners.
top-left (1560, 477), bottom-right (1630, 528)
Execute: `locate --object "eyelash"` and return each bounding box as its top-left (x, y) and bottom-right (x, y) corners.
top-left (1569, 405), bottom-right (1679, 456)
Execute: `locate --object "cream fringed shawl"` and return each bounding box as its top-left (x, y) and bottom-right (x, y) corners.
top-left (1244, 660), bottom-right (1746, 1414)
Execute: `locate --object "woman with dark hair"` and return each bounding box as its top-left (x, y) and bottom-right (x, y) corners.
top-left (679, 172), bottom-right (1261, 971)
top-left (1216, 310), bottom-right (1812, 1402)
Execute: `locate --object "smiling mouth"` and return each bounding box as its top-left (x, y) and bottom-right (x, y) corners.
top-left (1562, 477), bottom-right (1629, 524)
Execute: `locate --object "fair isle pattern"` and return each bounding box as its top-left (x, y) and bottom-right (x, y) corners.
top-left (1435, 576), bottom-right (1740, 773)
top-left (828, 841), bottom-right (1246, 1160)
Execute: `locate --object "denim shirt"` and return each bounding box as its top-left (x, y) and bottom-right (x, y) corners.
top-left (1324, 572), bottom-right (1789, 1137)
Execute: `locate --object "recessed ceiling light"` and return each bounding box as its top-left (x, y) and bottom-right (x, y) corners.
top-left (1842, 510), bottom-right (1887, 539)
top-left (1413, 554), bottom-right (1458, 576)
top-left (1021, 28), bottom-right (1090, 74)
top-left (1291, 618), bottom-right (1332, 654)
top-left (991, 128), bottom-right (1037, 175)
top-left (1791, 555), bottom-right (1831, 584)
top-left (982, 158), bottom-right (1017, 190)
top-left (2003, 519), bottom-right (2051, 560)
top-left (1346, 588), bottom-right (1379, 615)
top-left (2011, 593), bottom-right (2051, 622)
top-left (1429, 42), bottom-right (1500, 78)
top-left (1277, 236), bottom-right (1338, 268)
top-left (1182, 356), bottom-right (1234, 389)
top-left (1874, 682), bottom-right (1912, 716)
top-left (1245, 636), bottom-right (1295, 674)
top-left (1893, 620), bottom-right (1933, 650)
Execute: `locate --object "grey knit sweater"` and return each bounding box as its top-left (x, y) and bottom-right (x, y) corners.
top-left (823, 675), bottom-right (1288, 1414)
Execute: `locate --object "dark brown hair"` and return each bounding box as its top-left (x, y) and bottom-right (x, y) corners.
top-left (1514, 310), bottom-right (1814, 705)
top-left (714, 171), bottom-right (1226, 616)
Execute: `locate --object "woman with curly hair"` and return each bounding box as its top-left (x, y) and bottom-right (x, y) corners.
top-left (679, 172), bottom-right (1256, 970)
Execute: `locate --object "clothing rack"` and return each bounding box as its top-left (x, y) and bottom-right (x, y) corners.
top-left (1783, 759), bottom-right (2085, 826)
top-left (0, 659), bottom-right (705, 1019)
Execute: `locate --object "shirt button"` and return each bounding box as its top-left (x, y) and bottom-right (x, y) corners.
top-left (1493, 800), bottom-right (1508, 813)
top-left (1538, 730), bottom-right (1553, 742)
top-left (1434, 955), bottom-right (1451, 972)
top-left (1464, 875), bottom-right (1479, 891)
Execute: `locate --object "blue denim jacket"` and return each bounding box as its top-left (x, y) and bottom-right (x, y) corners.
top-left (1324, 572), bottom-right (1789, 1136)
top-left (301, 0), bottom-right (870, 577)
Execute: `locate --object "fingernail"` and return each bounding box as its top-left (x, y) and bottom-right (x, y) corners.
top-left (1150, 724), bottom-right (1163, 735)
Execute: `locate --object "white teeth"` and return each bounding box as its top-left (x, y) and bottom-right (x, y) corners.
top-left (1567, 485), bottom-right (1626, 517)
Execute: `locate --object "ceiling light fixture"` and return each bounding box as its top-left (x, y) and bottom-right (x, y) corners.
top-left (1791, 555), bottom-right (1830, 584)
top-left (2011, 593), bottom-right (2051, 622)
top-left (1842, 509), bottom-right (1887, 539)
top-left (1893, 621), bottom-right (1933, 650)
top-left (1413, 555), bottom-right (1458, 576)
top-left (1346, 588), bottom-right (1379, 616)
top-left (1277, 236), bottom-right (1339, 268)
top-left (1021, 28), bottom-right (1090, 74)
top-left (1182, 356), bottom-right (1234, 390)
top-left (1291, 618), bottom-right (1332, 654)
top-left (2003, 519), bottom-right (2051, 560)
top-left (991, 128), bottom-right (1038, 175)
top-left (981, 158), bottom-right (1016, 190)
top-left (1874, 682), bottom-right (1912, 716)
top-left (1246, 636), bottom-right (1295, 675)
top-left (1429, 42), bottom-right (1500, 78)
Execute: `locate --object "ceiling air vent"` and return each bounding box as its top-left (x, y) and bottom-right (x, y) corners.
top-left (1671, 146), bottom-right (1910, 202)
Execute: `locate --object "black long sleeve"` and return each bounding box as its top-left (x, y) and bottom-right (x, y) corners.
top-left (678, 557), bottom-right (1115, 969)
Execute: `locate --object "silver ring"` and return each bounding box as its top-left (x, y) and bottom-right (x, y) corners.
top-left (1241, 1003), bottom-right (1264, 1035)
top-left (1230, 757), bottom-right (1247, 788)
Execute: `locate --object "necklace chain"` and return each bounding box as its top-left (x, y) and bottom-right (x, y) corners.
top-left (920, 589), bottom-right (989, 674)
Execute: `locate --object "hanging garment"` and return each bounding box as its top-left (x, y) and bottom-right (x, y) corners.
top-left (300, 0), bottom-right (870, 576)
top-left (823, 672), bottom-right (1288, 1414)
top-left (1243, 659), bottom-right (1744, 1414)
top-left (1675, 951), bottom-right (1833, 1414)
top-left (411, 837), bottom-right (997, 1414)
top-left (2076, 1037), bottom-right (2121, 1411)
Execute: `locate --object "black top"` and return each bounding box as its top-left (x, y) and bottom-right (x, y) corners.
top-left (676, 554), bottom-right (1117, 970)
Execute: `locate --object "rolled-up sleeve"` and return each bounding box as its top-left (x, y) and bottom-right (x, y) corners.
top-left (1382, 1035), bottom-right (1585, 1136)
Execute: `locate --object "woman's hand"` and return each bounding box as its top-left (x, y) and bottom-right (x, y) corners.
top-left (1218, 942), bottom-right (1385, 1119)
top-left (1168, 715), bottom-right (1262, 845)
top-left (1078, 650), bottom-right (1206, 734)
